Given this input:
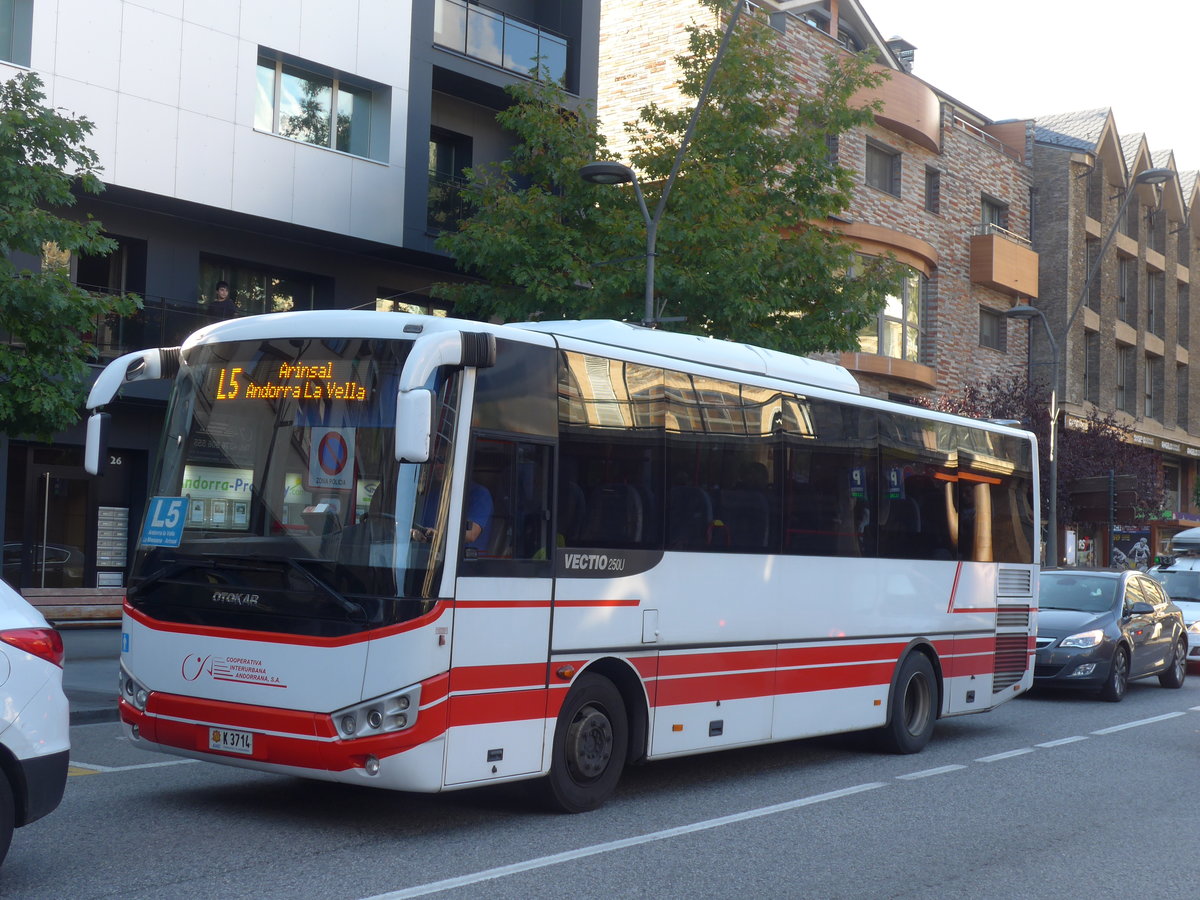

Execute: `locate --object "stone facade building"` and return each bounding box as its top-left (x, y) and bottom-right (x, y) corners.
top-left (1031, 109), bottom-right (1200, 562)
top-left (595, 0), bottom-right (1038, 404)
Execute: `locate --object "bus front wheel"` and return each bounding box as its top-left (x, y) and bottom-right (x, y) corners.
top-left (876, 652), bottom-right (936, 754)
top-left (539, 673), bottom-right (628, 813)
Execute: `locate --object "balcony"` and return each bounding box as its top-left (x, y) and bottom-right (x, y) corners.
top-left (853, 64), bottom-right (941, 153)
top-left (434, 0), bottom-right (568, 87)
top-left (969, 225), bottom-right (1039, 298)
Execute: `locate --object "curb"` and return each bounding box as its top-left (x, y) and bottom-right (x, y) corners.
top-left (70, 707), bottom-right (122, 726)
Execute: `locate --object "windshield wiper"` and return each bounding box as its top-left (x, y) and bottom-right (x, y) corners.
top-left (285, 558), bottom-right (367, 623)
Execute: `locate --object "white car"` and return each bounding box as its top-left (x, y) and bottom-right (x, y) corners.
top-left (1149, 531), bottom-right (1200, 670)
top-left (0, 580), bottom-right (69, 865)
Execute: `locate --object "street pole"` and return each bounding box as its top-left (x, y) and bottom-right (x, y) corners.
top-left (581, 0), bottom-right (744, 326)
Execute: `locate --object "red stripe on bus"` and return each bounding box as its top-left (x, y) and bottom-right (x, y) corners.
top-left (659, 649), bottom-right (777, 677)
top-left (777, 642), bottom-right (909, 668)
top-left (448, 689), bottom-right (549, 726)
top-left (554, 599), bottom-right (642, 607)
top-left (452, 600), bottom-right (552, 608)
top-left (775, 661), bottom-right (896, 694)
top-left (655, 670), bottom-right (777, 706)
top-left (450, 663), bottom-right (548, 692)
top-left (124, 602), bottom-right (452, 647)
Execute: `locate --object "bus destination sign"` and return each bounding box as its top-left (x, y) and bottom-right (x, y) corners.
top-left (213, 362), bottom-right (368, 403)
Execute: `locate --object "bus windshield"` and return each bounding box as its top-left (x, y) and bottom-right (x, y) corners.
top-left (130, 337), bottom-right (462, 636)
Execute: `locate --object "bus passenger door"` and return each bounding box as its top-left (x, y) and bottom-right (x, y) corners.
top-left (445, 438), bottom-right (554, 786)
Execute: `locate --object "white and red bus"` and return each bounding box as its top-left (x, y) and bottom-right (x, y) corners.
top-left (85, 312), bottom-right (1038, 811)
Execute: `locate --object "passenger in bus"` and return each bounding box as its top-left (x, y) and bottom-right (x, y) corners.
top-left (411, 481), bottom-right (493, 551)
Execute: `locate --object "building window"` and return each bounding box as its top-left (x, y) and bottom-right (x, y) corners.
top-left (981, 195), bottom-right (1009, 231)
top-left (0, 0), bottom-right (32, 67)
top-left (924, 167), bottom-right (940, 214)
top-left (865, 141), bottom-right (900, 196)
top-left (1180, 281), bottom-right (1190, 350)
top-left (1144, 354), bottom-right (1157, 419)
top-left (1121, 196), bottom-right (1139, 238)
top-left (376, 289), bottom-right (449, 316)
top-left (979, 306), bottom-right (1005, 351)
top-left (428, 129), bottom-right (474, 232)
top-left (860, 267), bottom-right (924, 363)
top-left (825, 134), bottom-right (839, 168)
top-left (1178, 364), bottom-right (1189, 431)
top-left (255, 54), bottom-right (383, 159)
top-left (1118, 255), bottom-right (1136, 323)
top-left (1084, 331), bottom-right (1100, 405)
top-left (198, 256), bottom-right (323, 319)
top-left (1116, 344), bottom-right (1133, 412)
top-left (1085, 239), bottom-right (1101, 310)
top-left (433, 0), bottom-right (569, 88)
top-left (1147, 268), bottom-right (1161, 336)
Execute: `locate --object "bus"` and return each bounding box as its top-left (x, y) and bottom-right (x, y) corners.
top-left (85, 312), bottom-right (1038, 812)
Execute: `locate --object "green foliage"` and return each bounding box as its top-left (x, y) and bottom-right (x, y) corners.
top-left (437, 1), bottom-right (901, 353)
top-left (0, 71), bottom-right (139, 439)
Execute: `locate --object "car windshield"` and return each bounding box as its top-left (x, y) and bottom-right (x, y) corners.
top-left (1150, 570), bottom-right (1200, 602)
top-left (1040, 574), bottom-right (1119, 613)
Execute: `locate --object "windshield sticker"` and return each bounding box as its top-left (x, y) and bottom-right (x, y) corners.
top-left (141, 497), bottom-right (188, 547)
top-left (309, 426), bottom-right (356, 490)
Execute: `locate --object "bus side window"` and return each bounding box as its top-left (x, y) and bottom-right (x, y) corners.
top-left (464, 436), bottom-right (552, 573)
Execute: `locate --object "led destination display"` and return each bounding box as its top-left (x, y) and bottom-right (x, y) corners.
top-left (213, 361), bottom-right (368, 403)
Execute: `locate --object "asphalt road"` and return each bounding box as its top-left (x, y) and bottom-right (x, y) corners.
top-left (6, 673), bottom-right (1199, 899)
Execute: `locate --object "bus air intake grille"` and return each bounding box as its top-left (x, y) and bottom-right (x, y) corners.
top-left (997, 568), bottom-right (1032, 597)
top-left (997, 608), bottom-right (1030, 629)
top-left (992, 634), bottom-right (1029, 693)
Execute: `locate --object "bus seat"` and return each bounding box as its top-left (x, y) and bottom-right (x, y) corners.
top-left (716, 489), bottom-right (770, 550)
top-left (668, 485), bottom-right (713, 550)
top-left (580, 483), bottom-right (643, 545)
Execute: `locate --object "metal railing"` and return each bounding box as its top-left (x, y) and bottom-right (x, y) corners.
top-left (951, 116), bottom-right (1023, 163)
top-left (434, 0), bottom-right (569, 87)
top-left (973, 222), bottom-right (1032, 248)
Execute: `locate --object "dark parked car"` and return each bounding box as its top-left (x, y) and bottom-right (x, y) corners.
top-left (1035, 569), bottom-right (1187, 701)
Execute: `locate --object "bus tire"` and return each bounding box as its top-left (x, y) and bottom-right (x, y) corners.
top-left (539, 673), bottom-right (628, 813)
top-left (876, 652), bottom-right (936, 754)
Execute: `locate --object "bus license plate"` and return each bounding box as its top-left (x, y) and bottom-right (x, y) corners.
top-left (208, 727), bottom-right (254, 755)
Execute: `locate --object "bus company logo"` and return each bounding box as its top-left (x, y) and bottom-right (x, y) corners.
top-left (212, 590), bottom-right (260, 607)
top-left (180, 652), bottom-right (287, 687)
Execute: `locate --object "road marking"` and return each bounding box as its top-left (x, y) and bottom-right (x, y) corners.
top-left (1091, 711), bottom-right (1186, 735)
top-left (70, 758), bottom-right (199, 774)
top-left (1036, 736), bottom-right (1088, 748)
top-left (975, 748), bottom-right (1036, 762)
top-left (895, 764), bottom-right (966, 780)
top-left (361, 782), bottom-right (888, 900)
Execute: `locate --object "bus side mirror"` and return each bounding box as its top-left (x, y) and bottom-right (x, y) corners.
top-left (395, 389), bottom-right (432, 463)
top-left (85, 412), bottom-right (111, 475)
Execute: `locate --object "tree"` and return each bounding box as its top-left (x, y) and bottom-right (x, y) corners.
top-left (0, 71), bottom-right (139, 439)
top-left (922, 374), bottom-right (1163, 527)
top-left (437, 0), bottom-right (900, 354)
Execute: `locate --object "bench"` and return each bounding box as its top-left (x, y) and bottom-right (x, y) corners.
top-left (21, 588), bottom-right (125, 627)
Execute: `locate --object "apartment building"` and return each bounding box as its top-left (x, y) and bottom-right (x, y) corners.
top-left (1030, 109), bottom-right (1199, 561)
top-left (596, 0), bottom-right (1038, 405)
top-left (0, 0), bottom-right (600, 591)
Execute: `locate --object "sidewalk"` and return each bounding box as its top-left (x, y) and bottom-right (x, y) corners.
top-left (60, 626), bottom-right (122, 726)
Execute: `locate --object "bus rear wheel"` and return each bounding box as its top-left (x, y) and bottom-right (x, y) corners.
top-left (875, 652), bottom-right (936, 754)
top-left (538, 673), bottom-right (628, 813)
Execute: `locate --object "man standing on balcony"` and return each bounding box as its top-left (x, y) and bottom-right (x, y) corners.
top-left (208, 280), bottom-right (240, 319)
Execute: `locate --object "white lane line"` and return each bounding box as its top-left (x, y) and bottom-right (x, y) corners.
top-left (1036, 736), bottom-right (1088, 748)
top-left (70, 758), bottom-right (199, 773)
top-left (1091, 711), bottom-right (1186, 735)
top-left (895, 764), bottom-right (966, 780)
top-left (1190, 706), bottom-right (1200, 712)
top-left (361, 782), bottom-right (888, 900)
top-left (975, 748), bottom-right (1036, 762)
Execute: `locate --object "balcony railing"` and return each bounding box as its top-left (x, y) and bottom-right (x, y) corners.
top-left (974, 222), bottom-right (1032, 248)
top-left (434, 0), bottom-right (568, 87)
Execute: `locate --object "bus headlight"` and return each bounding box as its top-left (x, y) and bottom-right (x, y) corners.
top-left (331, 685), bottom-right (420, 740)
top-left (119, 663), bottom-right (150, 711)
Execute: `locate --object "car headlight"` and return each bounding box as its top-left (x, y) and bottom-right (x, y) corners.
top-left (1060, 629), bottom-right (1104, 649)
top-left (1188, 621), bottom-right (1200, 635)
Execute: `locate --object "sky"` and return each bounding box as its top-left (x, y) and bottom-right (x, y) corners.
top-left (866, 1), bottom-right (1200, 173)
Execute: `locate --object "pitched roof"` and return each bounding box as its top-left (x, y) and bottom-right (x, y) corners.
top-left (1033, 108), bottom-right (1110, 150)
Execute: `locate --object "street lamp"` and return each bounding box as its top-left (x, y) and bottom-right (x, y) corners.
top-left (580, 0), bottom-right (745, 326)
top-left (1012, 165), bottom-right (1175, 568)
top-left (1005, 303), bottom-right (1058, 567)
top-left (580, 161), bottom-right (656, 326)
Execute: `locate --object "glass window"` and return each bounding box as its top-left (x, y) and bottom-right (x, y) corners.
top-left (861, 266), bottom-right (924, 363)
top-left (979, 306), bottom-right (1006, 351)
top-left (924, 167), bottom-right (940, 214)
top-left (866, 142), bottom-right (900, 195)
top-left (0, 0), bottom-right (31, 67)
top-left (198, 256), bottom-right (321, 319)
top-left (981, 196), bottom-right (1008, 230)
top-left (256, 54), bottom-right (381, 160)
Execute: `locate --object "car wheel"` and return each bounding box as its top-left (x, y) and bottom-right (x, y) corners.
top-left (536, 673), bottom-right (628, 813)
top-left (1099, 646), bottom-right (1129, 702)
top-left (1158, 637), bottom-right (1187, 689)
top-left (0, 774), bottom-right (14, 866)
top-left (875, 652), bottom-right (936, 754)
